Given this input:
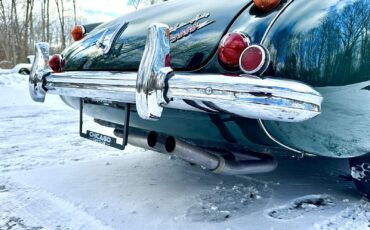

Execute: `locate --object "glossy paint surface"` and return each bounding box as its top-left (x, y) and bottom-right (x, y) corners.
top-left (63, 0), bottom-right (250, 71)
top-left (261, 0), bottom-right (370, 157)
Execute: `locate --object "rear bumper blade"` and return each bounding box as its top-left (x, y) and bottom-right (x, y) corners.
top-left (29, 24), bottom-right (323, 123)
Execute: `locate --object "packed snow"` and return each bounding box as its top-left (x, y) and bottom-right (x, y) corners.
top-left (0, 73), bottom-right (27, 87)
top-left (0, 73), bottom-right (369, 230)
top-left (266, 194), bottom-right (337, 221)
top-left (351, 163), bottom-right (370, 181)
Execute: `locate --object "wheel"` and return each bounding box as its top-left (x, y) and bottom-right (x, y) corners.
top-left (349, 154), bottom-right (370, 198)
top-left (18, 68), bottom-right (30, 75)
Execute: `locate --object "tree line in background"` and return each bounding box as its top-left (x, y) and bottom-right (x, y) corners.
top-left (128, 0), bottom-right (167, 9)
top-left (0, 0), bottom-right (165, 67)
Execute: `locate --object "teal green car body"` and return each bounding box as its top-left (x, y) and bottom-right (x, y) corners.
top-left (61, 0), bottom-right (370, 158)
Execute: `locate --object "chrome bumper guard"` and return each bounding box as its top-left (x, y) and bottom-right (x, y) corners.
top-left (29, 23), bottom-right (323, 122)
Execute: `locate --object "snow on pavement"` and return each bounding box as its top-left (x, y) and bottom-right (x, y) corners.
top-left (0, 73), bottom-right (26, 87)
top-left (0, 73), bottom-right (369, 230)
top-left (314, 200), bottom-right (370, 230)
top-left (0, 74), bottom-right (126, 173)
top-left (0, 176), bottom-right (112, 230)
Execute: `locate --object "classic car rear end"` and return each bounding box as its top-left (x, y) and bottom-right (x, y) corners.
top-left (29, 0), bottom-right (370, 196)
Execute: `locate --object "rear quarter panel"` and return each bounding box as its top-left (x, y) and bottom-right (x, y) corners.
top-left (261, 0), bottom-right (370, 158)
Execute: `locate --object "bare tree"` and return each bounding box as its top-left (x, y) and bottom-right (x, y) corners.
top-left (24, 0), bottom-right (35, 60)
top-left (72, 0), bottom-right (77, 25)
top-left (129, 0), bottom-right (164, 9)
top-left (0, 0), bottom-right (10, 61)
top-left (55, 0), bottom-right (66, 49)
top-left (0, 0), bottom-right (167, 65)
top-left (10, 0), bottom-right (20, 63)
top-left (129, 0), bottom-right (142, 10)
top-left (46, 0), bottom-right (50, 43)
top-left (41, 0), bottom-right (49, 41)
top-left (41, 0), bottom-right (45, 41)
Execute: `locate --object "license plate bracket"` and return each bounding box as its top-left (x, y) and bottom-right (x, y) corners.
top-left (79, 99), bottom-right (130, 150)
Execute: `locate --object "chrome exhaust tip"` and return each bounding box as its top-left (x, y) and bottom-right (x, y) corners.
top-left (147, 131), bottom-right (167, 153)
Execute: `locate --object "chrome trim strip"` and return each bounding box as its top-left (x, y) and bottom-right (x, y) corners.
top-left (260, 0), bottom-right (294, 44)
top-left (257, 119), bottom-right (304, 157)
top-left (258, 0), bottom-right (306, 155)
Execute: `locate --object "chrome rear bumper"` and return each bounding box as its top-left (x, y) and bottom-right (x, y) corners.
top-left (29, 23), bottom-right (322, 122)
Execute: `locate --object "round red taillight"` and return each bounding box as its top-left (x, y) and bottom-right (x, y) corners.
top-left (218, 32), bottom-right (251, 68)
top-left (239, 45), bottom-right (270, 75)
top-left (253, 0), bottom-right (281, 12)
top-left (71, 25), bottom-right (85, 41)
top-left (49, 54), bottom-right (65, 73)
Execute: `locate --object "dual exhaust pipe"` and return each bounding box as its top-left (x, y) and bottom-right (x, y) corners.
top-left (116, 129), bottom-right (277, 175)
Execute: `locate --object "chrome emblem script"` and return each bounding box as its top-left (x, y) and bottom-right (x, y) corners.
top-left (170, 13), bottom-right (215, 43)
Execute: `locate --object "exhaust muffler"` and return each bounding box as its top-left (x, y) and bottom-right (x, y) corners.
top-left (163, 136), bottom-right (277, 175)
top-left (115, 129), bottom-right (277, 175)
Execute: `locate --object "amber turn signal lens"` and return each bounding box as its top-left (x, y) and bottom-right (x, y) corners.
top-left (253, 0), bottom-right (281, 12)
top-left (49, 54), bottom-right (65, 73)
top-left (218, 32), bottom-right (251, 68)
top-left (166, 28), bottom-right (171, 39)
top-left (71, 25), bottom-right (85, 41)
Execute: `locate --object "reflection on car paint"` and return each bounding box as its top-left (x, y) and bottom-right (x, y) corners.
top-left (262, 0), bottom-right (370, 157)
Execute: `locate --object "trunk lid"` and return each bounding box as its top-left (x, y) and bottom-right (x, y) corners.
top-left (63, 0), bottom-right (250, 71)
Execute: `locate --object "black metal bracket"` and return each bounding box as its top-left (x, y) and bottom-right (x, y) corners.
top-left (79, 99), bottom-right (131, 150)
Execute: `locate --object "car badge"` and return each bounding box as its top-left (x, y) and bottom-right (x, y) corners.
top-left (170, 12), bottom-right (215, 43)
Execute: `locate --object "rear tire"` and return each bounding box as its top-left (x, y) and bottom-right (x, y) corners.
top-left (349, 155), bottom-right (370, 198)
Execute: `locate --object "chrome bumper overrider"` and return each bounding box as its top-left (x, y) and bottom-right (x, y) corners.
top-left (29, 23), bottom-right (323, 122)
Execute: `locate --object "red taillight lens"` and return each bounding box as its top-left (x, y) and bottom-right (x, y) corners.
top-left (253, 0), bottom-right (281, 12)
top-left (239, 45), bottom-right (270, 75)
top-left (218, 32), bottom-right (251, 68)
top-left (49, 54), bottom-right (65, 73)
top-left (165, 27), bottom-right (171, 67)
top-left (165, 54), bottom-right (171, 67)
top-left (71, 25), bottom-right (85, 41)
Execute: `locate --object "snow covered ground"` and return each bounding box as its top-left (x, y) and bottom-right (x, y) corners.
top-left (0, 73), bottom-right (369, 230)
